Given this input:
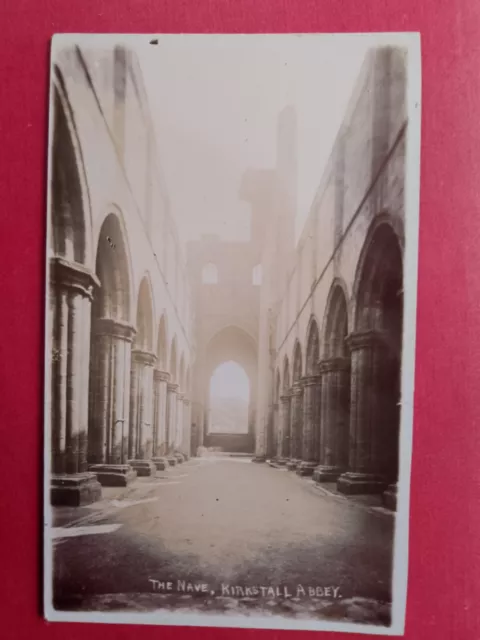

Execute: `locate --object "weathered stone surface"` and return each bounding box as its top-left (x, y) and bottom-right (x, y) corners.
top-left (337, 472), bottom-right (387, 495)
top-left (51, 472), bottom-right (102, 506)
top-left (151, 457), bottom-right (169, 471)
top-left (88, 464), bottom-right (137, 487)
top-left (126, 460), bottom-right (156, 477)
top-left (286, 459), bottom-right (300, 471)
top-left (382, 484), bottom-right (398, 511)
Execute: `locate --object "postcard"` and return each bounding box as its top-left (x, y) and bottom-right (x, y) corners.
top-left (44, 32), bottom-right (421, 634)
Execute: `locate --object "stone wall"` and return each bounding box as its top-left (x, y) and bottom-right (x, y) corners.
top-left (48, 41), bottom-right (195, 504)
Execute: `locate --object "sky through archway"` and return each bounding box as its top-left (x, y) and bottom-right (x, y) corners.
top-left (209, 361), bottom-right (250, 433)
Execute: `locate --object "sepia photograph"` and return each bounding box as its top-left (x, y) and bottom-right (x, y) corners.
top-left (44, 33), bottom-right (421, 635)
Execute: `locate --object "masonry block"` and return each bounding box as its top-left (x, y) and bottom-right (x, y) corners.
top-left (51, 472), bottom-right (102, 507)
top-left (88, 464), bottom-right (137, 487)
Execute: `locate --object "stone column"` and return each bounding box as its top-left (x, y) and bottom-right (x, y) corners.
top-left (270, 403), bottom-right (279, 461)
top-left (286, 382), bottom-right (303, 471)
top-left (89, 317), bottom-right (136, 467)
top-left (166, 382), bottom-right (178, 464)
top-left (196, 402), bottom-right (204, 448)
top-left (152, 370), bottom-right (169, 469)
top-left (313, 357), bottom-right (350, 483)
top-left (297, 375), bottom-right (322, 476)
top-left (176, 392), bottom-right (185, 451)
top-left (49, 257), bottom-right (102, 506)
top-left (337, 331), bottom-right (391, 495)
top-left (277, 393), bottom-right (291, 464)
top-left (183, 398), bottom-right (191, 458)
top-left (127, 349), bottom-right (156, 477)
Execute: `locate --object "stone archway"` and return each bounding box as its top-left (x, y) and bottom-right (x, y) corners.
top-left (314, 283), bottom-right (350, 483)
top-left (87, 213), bottom-right (134, 484)
top-left (209, 361), bottom-right (251, 432)
top-left (129, 276), bottom-right (156, 466)
top-left (201, 326), bottom-right (257, 454)
top-left (338, 220), bottom-right (403, 501)
top-left (49, 84), bottom-right (100, 505)
top-left (50, 85), bottom-right (90, 264)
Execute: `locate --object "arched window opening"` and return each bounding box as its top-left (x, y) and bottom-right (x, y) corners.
top-left (252, 264), bottom-right (262, 286)
top-left (202, 262), bottom-right (218, 284)
top-left (208, 361), bottom-right (250, 434)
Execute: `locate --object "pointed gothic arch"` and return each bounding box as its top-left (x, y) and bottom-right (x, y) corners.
top-left (305, 316), bottom-right (320, 375)
top-left (322, 280), bottom-right (349, 359)
top-left (292, 340), bottom-right (303, 383)
top-left (134, 274), bottom-right (155, 352)
top-left (156, 314), bottom-right (168, 371)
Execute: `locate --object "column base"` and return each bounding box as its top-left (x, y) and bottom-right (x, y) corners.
top-left (174, 453), bottom-right (185, 463)
top-left (88, 464), bottom-right (137, 487)
top-left (166, 456), bottom-right (178, 467)
top-left (126, 459), bottom-right (157, 477)
top-left (337, 472), bottom-right (387, 495)
top-left (252, 455), bottom-right (267, 463)
top-left (382, 483), bottom-right (398, 511)
top-left (286, 458), bottom-right (300, 471)
top-left (151, 457), bottom-right (169, 471)
top-left (313, 465), bottom-right (343, 483)
top-left (51, 472), bottom-right (102, 507)
top-left (296, 461), bottom-right (317, 476)
top-left (274, 457), bottom-right (288, 466)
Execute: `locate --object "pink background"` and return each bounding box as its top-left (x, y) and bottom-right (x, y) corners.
top-left (1, 1), bottom-right (479, 638)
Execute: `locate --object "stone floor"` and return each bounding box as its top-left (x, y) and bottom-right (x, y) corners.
top-left (49, 456), bottom-right (394, 627)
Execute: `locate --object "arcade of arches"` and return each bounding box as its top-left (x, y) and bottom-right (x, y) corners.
top-left (270, 222), bottom-right (403, 510)
top-left (48, 44), bottom-right (407, 513)
top-left (49, 71), bottom-right (194, 505)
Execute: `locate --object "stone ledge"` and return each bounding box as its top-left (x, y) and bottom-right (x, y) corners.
top-left (313, 465), bottom-right (343, 484)
top-left (337, 473), bottom-right (387, 495)
top-left (51, 472), bottom-right (102, 507)
top-left (382, 484), bottom-right (397, 511)
top-left (286, 459), bottom-right (300, 471)
top-left (151, 457), bottom-right (169, 471)
top-left (126, 459), bottom-right (157, 477)
top-left (88, 464), bottom-right (137, 487)
top-left (296, 461), bottom-right (316, 477)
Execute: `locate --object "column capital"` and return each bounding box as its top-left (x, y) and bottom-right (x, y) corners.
top-left (132, 349), bottom-right (157, 366)
top-left (280, 393), bottom-right (292, 403)
top-left (318, 357), bottom-right (350, 374)
top-left (95, 317), bottom-right (136, 341)
top-left (291, 381), bottom-right (304, 396)
top-left (183, 398), bottom-right (190, 406)
top-left (346, 330), bottom-right (387, 352)
top-left (273, 402), bottom-right (279, 411)
top-left (167, 382), bottom-right (179, 393)
top-left (154, 369), bottom-right (170, 383)
top-left (301, 374), bottom-right (322, 387)
top-left (177, 392), bottom-right (185, 401)
top-left (50, 256), bottom-right (100, 300)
